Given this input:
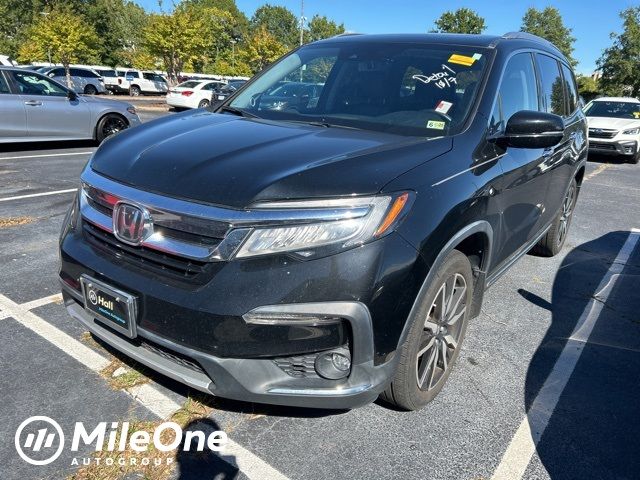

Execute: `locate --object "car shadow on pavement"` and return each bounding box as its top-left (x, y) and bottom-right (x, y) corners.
top-left (519, 231), bottom-right (640, 479)
top-left (587, 152), bottom-right (628, 164)
top-left (175, 418), bottom-right (239, 479)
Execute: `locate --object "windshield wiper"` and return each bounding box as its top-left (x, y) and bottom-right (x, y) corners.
top-left (218, 106), bottom-right (259, 118)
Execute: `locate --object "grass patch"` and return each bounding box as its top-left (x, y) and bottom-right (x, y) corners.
top-left (68, 396), bottom-right (217, 480)
top-left (100, 359), bottom-right (149, 391)
top-left (0, 216), bottom-right (35, 228)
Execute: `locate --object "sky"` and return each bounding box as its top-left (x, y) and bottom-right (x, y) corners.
top-left (135, 0), bottom-right (638, 75)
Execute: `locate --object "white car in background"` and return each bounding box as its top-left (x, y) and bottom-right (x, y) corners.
top-left (585, 96), bottom-right (640, 164)
top-left (166, 79), bottom-right (226, 109)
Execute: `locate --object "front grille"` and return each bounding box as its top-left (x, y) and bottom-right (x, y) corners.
top-left (273, 353), bottom-right (319, 378)
top-left (83, 221), bottom-right (208, 279)
top-left (589, 141), bottom-right (617, 150)
top-left (589, 129), bottom-right (617, 139)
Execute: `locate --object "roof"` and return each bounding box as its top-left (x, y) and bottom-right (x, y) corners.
top-left (313, 32), bottom-right (567, 62)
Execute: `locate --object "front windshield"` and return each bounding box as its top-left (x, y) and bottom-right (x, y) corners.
top-left (230, 42), bottom-right (489, 136)
top-left (584, 101), bottom-right (640, 119)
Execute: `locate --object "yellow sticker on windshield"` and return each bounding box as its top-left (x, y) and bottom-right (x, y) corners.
top-left (427, 120), bottom-right (446, 130)
top-left (633, 111), bottom-right (640, 119)
top-left (448, 53), bottom-right (481, 67)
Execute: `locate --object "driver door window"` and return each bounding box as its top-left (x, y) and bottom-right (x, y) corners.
top-left (489, 53), bottom-right (539, 134)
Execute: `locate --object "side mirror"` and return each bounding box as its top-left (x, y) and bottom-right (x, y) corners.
top-left (500, 110), bottom-right (564, 149)
top-left (67, 90), bottom-right (78, 101)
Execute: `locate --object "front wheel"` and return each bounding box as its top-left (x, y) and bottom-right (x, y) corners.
top-left (96, 114), bottom-right (128, 143)
top-left (84, 85), bottom-right (98, 95)
top-left (129, 85), bottom-right (141, 97)
top-left (629, 151), bottom-right (640, 164)
top-left (381, 250), bottom-right (473, 411)
top-left (531, 178), bottom-right (577, 257)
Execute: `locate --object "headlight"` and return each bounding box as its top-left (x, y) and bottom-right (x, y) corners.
top-left (234, 192), bottom-right (413, 259)
top-left (126, 106), bottom-right (137, 115)
top-left (622, 127), bottom-right (640, 135)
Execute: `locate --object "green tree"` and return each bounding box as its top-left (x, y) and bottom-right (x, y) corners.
top-left (182, 0), bottom-right (249, 38)
top-left (305, 15), bottom-right (345, 43)
top-left (576, 75), bottom-right (600, 101)
top-left (239, 26), bottom-right (287, 74)
top-left (144, 4), bottom-right (224, 83)
top-left (598, 7), bottom-right (640, 97)
top-left (521, 7), bottom-right (577, 66)
top-left (432, 8), bottom-right (486, 34)
top-left (250, 4), bottom-right (299, 49)
top-left (84, 0), bottom-right (148, 67)
top-left (18, 6), bottom-right (99, 87)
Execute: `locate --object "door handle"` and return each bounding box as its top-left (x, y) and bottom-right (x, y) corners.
top-left (24, 100), bottom-right (42, 106)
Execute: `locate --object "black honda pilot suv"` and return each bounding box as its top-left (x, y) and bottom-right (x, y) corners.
top-left (59, 32), bottom-right (587, 411)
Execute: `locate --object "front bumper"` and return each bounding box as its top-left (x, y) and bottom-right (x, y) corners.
top-left (61, 281), bottom-right (395, 409)
top-left (588, 138), bottom-right (638, 156)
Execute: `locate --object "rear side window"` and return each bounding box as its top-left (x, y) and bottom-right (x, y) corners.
top-left (560, 63), bottom-right (578, 115)
top-left (536, 54), bottom-right (566, 117)
top-left (489, 53), bottom-right (539, 133)
top-left (97, 69), bottom-right (116, 77)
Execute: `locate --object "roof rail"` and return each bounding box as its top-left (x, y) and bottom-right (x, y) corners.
top-left (501, 31), bottom-right (564, 56)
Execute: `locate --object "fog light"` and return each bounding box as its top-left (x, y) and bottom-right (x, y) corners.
top-left (314, 348), bottom-right (351, 380)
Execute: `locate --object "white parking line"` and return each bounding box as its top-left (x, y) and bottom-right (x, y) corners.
top-left (0, 151), bottom-right (94, 161)
top-left (0, 294), bottom-right (110, 372)
top-left (491, 228), bottom-right (640, 480)
top-left (0, 292), bottom-right (291, 480)
top-left (0, 188), bottom-right (77, 203)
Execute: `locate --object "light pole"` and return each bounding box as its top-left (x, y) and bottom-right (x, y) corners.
top-left (299, 0), bottom-right (306, 46)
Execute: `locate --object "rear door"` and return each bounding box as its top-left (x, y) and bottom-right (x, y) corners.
top-left (8, 70), bottom-right (92, 139)
top-left (490, 52), bottom-right (551, 267)
top-left (0, 70), bottom-right (27, 139)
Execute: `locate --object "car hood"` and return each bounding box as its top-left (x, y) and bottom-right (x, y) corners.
top-left (587, 116), bottom-right (640, 130)
top-left (90, 110), bottom-right (452, 208)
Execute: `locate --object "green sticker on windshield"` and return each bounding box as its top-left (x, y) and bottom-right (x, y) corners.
top-left (427, 120), bottom-right (446, 130)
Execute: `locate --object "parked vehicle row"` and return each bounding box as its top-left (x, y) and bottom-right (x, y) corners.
top-left (0, 66), bottom-right (140, 143)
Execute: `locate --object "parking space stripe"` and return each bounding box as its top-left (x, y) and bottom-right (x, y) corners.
top-left (20, 293), bottom-right (63, 311)
top-left (491, 228), bottom-right (640, 480)
top-left (0, 294), bottom-right (110, 372)
top-left (0, 151), bottom-right (94, 161)
top-left (0, 293), bottom-right (291, 480)
top-left (0, 188), bottom-right (77, 203)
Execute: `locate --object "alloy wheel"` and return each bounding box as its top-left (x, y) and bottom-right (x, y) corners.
top-left (557, 182), bottom-right (576, 244)
top-left (416, 273), bottom-right (467, 391)
top-left (102, 117), bottom-right (127, 139)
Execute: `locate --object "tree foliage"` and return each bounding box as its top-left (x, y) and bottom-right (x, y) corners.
top-left (521, 7), bottom-right (577, 66)
top-left (576, 75), bottom-right (600, 101)
top-left (306, 15), bottom-right (345, 43)
top-left (250, 4), bottom-right (299, 49)
top-left (239, 26), bottom-right (288, 73)
top-left (598, 7), bottom-right (640, 97)
top-left (432, 8), bottom-right (486, 34)
top-left (18, 6), bottom-right (99, 86)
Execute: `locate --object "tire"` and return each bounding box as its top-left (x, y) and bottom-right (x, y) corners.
top-left (129, 85), bottom-right (141, 97)
top-left (198, 99), bottom-right (210, 108)
top-left (96, 114), bottom-right (128, 143)
top-left (629, 152), bottom-right (640, 164)
top-left (84, 84), bottom-right (98, 95)
top-left (381, 250), bottom-right (473, 411)
top-left (531, 177), bottom-right (577, 257)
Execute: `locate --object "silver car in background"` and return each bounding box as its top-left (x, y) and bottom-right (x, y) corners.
top-left (0, 67), bottom-right (141, 143)
top-left (40, 66), bottom-right (107, 95)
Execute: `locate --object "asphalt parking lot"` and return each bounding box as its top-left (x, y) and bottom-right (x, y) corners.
top-left (1, 110), bottom-right (639, 480)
